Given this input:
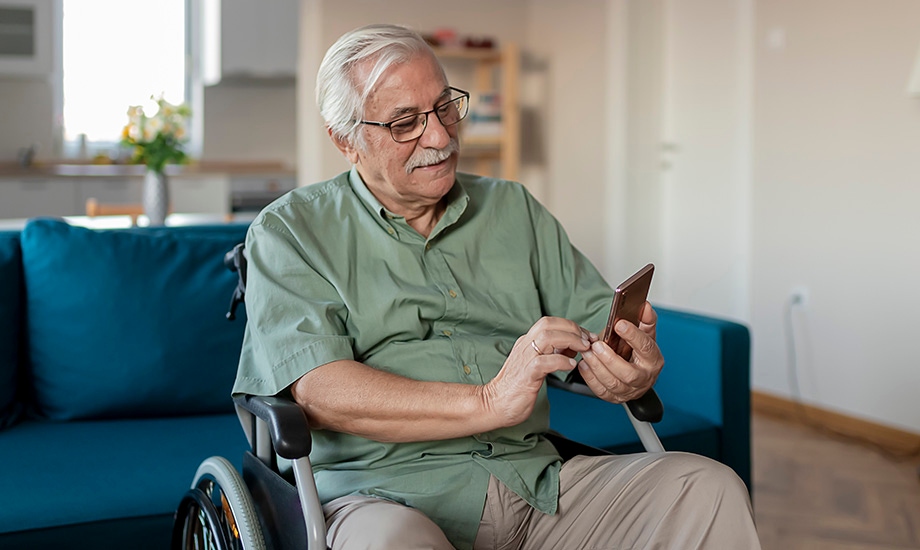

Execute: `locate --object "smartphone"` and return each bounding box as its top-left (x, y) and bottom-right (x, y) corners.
top-left (601, 263), bottom-right (655, 361)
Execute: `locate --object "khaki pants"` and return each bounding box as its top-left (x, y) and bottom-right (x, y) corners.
top-left (323, 452), bottom-right (761, 550)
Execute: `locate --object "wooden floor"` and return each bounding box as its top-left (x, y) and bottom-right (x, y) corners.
top-left (753, 412), bottom-right (920, 549)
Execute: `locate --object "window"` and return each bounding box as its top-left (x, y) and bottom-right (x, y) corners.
top-left (60, 0), bottom-right (191, 158)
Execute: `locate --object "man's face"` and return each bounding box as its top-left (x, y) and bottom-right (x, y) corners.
top-left (344, 52), bottom-right (460, 215)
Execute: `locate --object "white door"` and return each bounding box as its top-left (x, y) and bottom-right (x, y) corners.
top-left (624, 0), bottom-right (751, 321)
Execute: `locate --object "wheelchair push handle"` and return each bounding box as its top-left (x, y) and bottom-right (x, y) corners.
top-left (225, 243), bottom-right (248, 321)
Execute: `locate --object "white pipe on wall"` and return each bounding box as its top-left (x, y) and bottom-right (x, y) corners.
top-left (907, 43), bottom-right (920, 96)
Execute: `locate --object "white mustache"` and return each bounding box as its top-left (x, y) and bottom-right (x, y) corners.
top-left (404, 137), bottom-right (459, 174)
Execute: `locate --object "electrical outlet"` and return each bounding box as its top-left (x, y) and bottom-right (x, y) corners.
top-left (789, 286), bottom-right (809, 307)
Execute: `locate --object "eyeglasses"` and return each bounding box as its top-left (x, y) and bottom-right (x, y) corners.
top-left (359, 87), bottom-right (470, 143)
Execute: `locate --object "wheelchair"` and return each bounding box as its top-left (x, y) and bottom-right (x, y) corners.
top-left (171, 243), bottom-right (666, 550)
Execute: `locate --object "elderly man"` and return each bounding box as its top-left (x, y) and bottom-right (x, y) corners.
top-left (234, 23), bottom-right (760, 550)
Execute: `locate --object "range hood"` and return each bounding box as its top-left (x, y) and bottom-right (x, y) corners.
top-left (200, 0), bottom-right (297, 87)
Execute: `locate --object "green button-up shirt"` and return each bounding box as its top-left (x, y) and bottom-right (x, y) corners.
top-left (233, 168), bottom-right (614, 549)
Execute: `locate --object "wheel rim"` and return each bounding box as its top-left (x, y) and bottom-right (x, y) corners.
top-left (196, 475), bottom-right (245, 548)
top-left (173, 456), bottom-right (265, 550)
top-left (173, 488), bottom-right (233, 550)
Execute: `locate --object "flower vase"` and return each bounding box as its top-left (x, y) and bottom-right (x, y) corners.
top-left (143, 169), bottom-right (169, 226)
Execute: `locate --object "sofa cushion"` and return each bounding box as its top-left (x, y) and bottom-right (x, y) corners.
top-left (21, 219), bottom-right (249, 420)
top-left (0, 414), bottom-right (248, 534)
top-left (0, 231), bottom-right (23, 429)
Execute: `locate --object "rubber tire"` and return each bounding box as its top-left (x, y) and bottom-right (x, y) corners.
top-left (191, 456), bottom-right (266, 550)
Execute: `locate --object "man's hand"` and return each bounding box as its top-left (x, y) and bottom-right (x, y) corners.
top-left (577, 302), bottom-right (664, 404)
top-left (482, 317), bottom-right (592, 428)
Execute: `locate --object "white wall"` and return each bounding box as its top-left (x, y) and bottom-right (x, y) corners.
top-left (622, 0), bottom-right (666, 282)
top-left (525, 0), bottom-right (610, 267)
top-left (751, 0), bottom-right (920, 432)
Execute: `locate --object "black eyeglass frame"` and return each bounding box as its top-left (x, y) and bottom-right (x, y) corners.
top-left (358, 86), bottom-right (470, 143)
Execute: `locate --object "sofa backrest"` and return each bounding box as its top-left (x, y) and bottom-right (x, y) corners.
top-left (20, 218), bottom-right (250, 421)
top-left (0, 231), bottom-right (24, 428)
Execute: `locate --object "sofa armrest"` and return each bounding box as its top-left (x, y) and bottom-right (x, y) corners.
top-left (653, 306), bottom-right (751, 483)
top-left (653, 307), bottom-right (750, 421)
top-left (233, 395), bottom-right (312, 460)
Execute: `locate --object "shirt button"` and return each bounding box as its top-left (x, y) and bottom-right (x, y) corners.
top-left (442, 329), bottom-right (452, 337)
top-left (448, 289), bottom-right (457, 298)
top-left (386, 227), bottom-right (395, 235)
top-left (463, 365), bottom-right (472, 375)
top-left (425, 243), bottom-right (431, 250)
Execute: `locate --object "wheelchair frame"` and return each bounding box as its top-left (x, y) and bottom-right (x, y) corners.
top-left (171, 244), bottom-right (665, 550)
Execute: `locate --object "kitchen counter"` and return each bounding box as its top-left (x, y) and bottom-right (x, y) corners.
top-left (0, 161), bottom-right (297, 220)
top-left (0, 160), bottom-right (295, 178)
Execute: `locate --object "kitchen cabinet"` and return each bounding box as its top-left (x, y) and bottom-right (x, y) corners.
top-left (169, 176), bottom-right (230, 215)
top-left (202, 0), bottom-right (298, 85)
top-left (0, 175), bottom-right (230, 220)
top-left (79, 175), bottom-right (229, 216)
top-left (435, 44), bottom-right (520, 181)
top-left (77, 178), bottom-right (143, 210)
top-left (229, 174), bottom-right (295, 213)
top-left (0, 179), bottom-right (79, 219)
top-left (0, 0), bottom-right (54, 76)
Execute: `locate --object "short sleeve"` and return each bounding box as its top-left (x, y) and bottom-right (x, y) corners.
top-left (526, 191), bottom-right (613, 335)
top-left (232, 216), bottom-right (354, 397)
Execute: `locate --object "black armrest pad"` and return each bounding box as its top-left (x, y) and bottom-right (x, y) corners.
top-left (547, 376), bottom-right (664, 423)
top-left (624, 389), bottom-right (664, 423)
top-left (234, 395), bottom-right (313, 459)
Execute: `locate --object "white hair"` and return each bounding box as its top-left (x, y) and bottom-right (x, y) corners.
top-left (316, 24), bottom-right (446, 150)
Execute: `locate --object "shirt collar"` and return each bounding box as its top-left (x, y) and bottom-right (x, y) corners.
top-left (347, 166), bottom-right (470, 240)
top-left (433, 179), bottom-right (470, 238)
top-left (348, 165), bottom-right (389, 219)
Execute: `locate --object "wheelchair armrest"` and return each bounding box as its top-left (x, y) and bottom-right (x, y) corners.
top-left (234, 394), bottom-right (313, 460)
top-left (547, 376), bottom-right (664, 423)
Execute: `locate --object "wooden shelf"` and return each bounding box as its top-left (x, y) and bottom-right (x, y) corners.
top-left (431, 47), bottom-right (503, 63)
top-left (434, 43), bottom-right (519, 181)
top-left (463, 135), bottom-right (503, 147)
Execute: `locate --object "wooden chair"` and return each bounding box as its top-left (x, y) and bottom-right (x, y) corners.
top-left (85, 198), bottom-right (147, 226)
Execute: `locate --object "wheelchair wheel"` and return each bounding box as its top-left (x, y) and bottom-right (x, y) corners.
top-left (172, 456), bottom-right (266, 550)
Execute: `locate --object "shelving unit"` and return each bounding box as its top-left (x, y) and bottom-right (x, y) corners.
top-left (433, 43), bottom-right (520, 181)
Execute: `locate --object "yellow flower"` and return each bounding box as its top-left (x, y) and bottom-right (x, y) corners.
top-left (122, 93), bottom-right (192, 171)
top-left (141, 124), bottom-right (156, 142)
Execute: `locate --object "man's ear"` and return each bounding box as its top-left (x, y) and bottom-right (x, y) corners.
top-left (329, 128), bottom-right (360, 165)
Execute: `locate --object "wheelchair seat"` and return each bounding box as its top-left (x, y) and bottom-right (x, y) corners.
top-left (171, 244), bottom-right (665, 550)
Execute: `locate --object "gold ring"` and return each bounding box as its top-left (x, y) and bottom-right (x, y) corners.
top-left (531, 340), bottom-right (543, 355)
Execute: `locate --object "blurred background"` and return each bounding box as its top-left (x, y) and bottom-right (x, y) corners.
top-left (1, 0), bottom-right (918, 485)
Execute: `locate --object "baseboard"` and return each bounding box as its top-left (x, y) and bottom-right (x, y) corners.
top-left (751, 390), bottom-right (920, 455)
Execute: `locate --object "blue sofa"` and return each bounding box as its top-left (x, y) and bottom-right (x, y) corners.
top-left (0, 218), bottom-right (751, 548)
top-left (0, 219), bottom-right (252, 549)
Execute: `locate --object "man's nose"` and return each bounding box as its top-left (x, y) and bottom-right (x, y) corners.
top-left (418, 112), bottom-right (451, 150)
